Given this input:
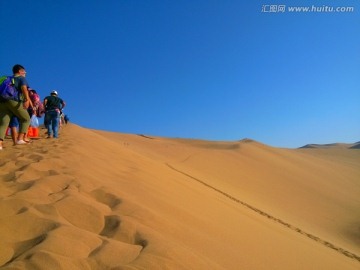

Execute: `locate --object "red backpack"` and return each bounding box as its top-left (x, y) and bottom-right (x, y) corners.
top-left (29, 91), bottom-right (44, 117)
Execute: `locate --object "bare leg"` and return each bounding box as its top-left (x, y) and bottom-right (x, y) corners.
top-left (11, 127), bottom-right (18, 145)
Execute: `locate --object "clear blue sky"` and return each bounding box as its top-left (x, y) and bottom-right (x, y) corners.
top-left (1, 0), bottom-right (359, 148)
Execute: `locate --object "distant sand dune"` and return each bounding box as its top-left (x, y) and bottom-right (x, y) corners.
top-left (300, 142), bottom-right (360, 149)
top-left (0, 124), bottom-right (359, 269)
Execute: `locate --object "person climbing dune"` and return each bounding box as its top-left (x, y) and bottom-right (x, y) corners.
top-left (0, 64), bottom-right (32, 150)
top-left (43, 90), bottom-right (66, 139)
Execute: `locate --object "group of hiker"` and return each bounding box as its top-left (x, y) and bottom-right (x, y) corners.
top-left (0, 64), bottom-right (67, 150)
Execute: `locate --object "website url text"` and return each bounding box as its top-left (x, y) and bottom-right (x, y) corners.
top-left (261, 5), bottom-right (355, 13)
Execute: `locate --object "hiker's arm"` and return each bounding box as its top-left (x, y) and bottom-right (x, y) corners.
top-left (61, 101), bottom-right (66, 109)
top-left (28, 96), bottom-right (34, 110)
top-left (22, 85), bottom-right (30, 109)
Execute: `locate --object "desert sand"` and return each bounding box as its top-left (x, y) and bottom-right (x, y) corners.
top-left (0, 123), bottom-right (359, 269)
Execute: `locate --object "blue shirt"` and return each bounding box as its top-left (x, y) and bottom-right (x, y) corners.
top-left (14, 76), bottom-right (29, 101)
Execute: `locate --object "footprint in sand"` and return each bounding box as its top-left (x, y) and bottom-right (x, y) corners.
top-left (100, 215), bottom-right (147, 248)
top-left (0, 210), bottom-right (58, 267)
top-left (89, 239), bottom-right (143, 267)
top-left (90, 188), bottom-right (148, 248)
top-left (90, 188), bottom-right (122, 210)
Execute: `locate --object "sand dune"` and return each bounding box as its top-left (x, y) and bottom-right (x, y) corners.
top-left (300, 142), bottom-right (360, 149)
top-left (0, 124), bottom-right (359, 269)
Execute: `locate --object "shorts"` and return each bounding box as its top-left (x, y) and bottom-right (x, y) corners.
top-left (9, 116), bottom-right (19, 128)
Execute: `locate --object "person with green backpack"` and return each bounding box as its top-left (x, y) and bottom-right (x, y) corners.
top-left (0, 64), bottom-right (32, 150)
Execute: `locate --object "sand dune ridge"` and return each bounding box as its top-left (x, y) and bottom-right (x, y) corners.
top-left (166, 163), bottom-right (360, 262)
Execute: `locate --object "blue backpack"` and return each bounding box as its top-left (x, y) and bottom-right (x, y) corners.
top-left (0, 76), bottom-right (19, 101)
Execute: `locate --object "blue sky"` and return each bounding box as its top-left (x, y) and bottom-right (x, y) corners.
top-left (1, 0), bottom-right (359, 148)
